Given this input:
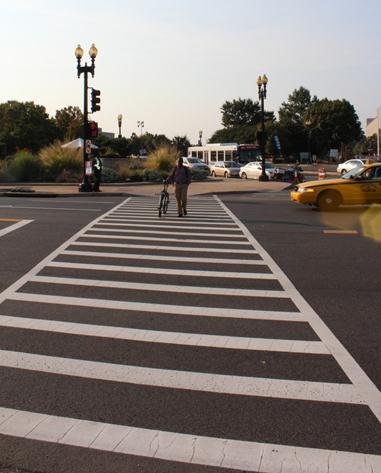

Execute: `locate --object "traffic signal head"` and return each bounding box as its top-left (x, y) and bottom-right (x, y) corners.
top-left (91, 88), bottom-right (101, 113)
top-left (88, 121), bottom-right (98, 138)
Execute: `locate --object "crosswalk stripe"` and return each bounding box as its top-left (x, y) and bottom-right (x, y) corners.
top-left (102, 216), bottom-right (239, 226)
top-left (83, 233), bottom-right (252, 245)
top-left (0, 315), bottom-right (328, 353)
top-left (75, 241), bottom-right (254, 253)
top-left (91, 226), bottom-right (247, 238)
top-left (0, 407), bottom-right (379, 473)
top-left (31, 275), bottom-right (288, 298)
top-left (63, 248), bottom-right (266, 265)
top-left (97, 221), bottom-right (243, 231)
top-left (0, 349), bottom-right (361, 403)
top-left (9, 293), bottom-right (303, 321)
top-left (0, 219), bottom-right (33, 238)
top-left (48, 260), bottom-right (277, 279)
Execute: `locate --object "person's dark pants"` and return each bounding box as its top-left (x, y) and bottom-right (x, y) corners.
top-left (93, 172), bottom-right (101, 192)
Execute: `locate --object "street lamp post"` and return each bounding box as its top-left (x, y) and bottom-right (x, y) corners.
top-left (256, 74), bottom-right (269, 182)
top-left (305, 118), bottom-right (312, 164)
top-left (117, 114), bottom-right (123, 139)
top-left (198, 130), bottom-right (203, 146)
top-left (137, 120), bottom-right (144, 136)
top-left (75, 43), bottom-right (98, 192)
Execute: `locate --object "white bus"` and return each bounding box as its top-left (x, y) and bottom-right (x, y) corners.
top-left (187, 143), bottom-right (261, 166)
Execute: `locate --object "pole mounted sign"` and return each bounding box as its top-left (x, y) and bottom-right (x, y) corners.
top-left (85, 139), bottom-right (92, 155)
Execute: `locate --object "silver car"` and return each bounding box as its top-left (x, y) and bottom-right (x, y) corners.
top-left (210, 161), bottom-right (241, 178)
top-left (239, 162), bottom-right (277, 180)
top-left (183, 157), bottom-right (210, 173)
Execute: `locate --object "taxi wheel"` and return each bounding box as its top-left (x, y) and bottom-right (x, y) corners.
top-left (241, 172), bottom-right (247, 179)
top-left (317, 190), bottom-right (341, 211)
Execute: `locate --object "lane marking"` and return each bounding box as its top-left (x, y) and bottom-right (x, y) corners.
top-left (48, 260), bottom-right (276, 279)
top-left (82, 233), bottom-right (252, 245)
top-left (9, 293), bottom-right (302, 322)
top-left (0, 206), bottom-right (102, 212)
top-left (0, 315), bottom-right (329, 354)
top-left (0, 349), bottom-right (360, 403)
top-left (0, 219), bottom-right (33, 238)
top-left (323, 230), bottom-right (359, 235)
top-left (31, 275), bottom-right (288, 298)
top-left (62, 249), bottom-right (266, 265)
top-left (217, 195), bottom-right (381, 422)
top-left (74, 241), bottom-right (255, 254)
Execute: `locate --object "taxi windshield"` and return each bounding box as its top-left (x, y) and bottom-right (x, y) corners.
top-left (341, 166), bottom-right (365, 179)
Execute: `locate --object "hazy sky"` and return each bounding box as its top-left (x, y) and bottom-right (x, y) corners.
top-left (1, 0), bottom-right (380, 143)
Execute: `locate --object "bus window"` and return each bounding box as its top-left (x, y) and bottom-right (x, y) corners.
top-left (211, 151), bottom-right (217, 162)
top-left (225, 150), bottom-right (232, 160)
top-left (218, 151), bottom-right (224, 161)
top-left (204, 151), bottom-right (209, 163)
top-left (191, 151), bottom-right (197, 157)
top-left (197, 151), bottom-right (203, 160)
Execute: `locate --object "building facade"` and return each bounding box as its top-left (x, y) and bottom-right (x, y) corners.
top-left (365, 105), bottom-right (381, 156)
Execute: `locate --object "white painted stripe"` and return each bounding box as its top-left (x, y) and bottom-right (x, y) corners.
top-left (74, 241), bottom-right (254, 253)
top-left (0, 349), bottom-right (361, 404)
top-left (0, 407), bottom-right (379, 472)
top-left (49, 260), bottom-right (276, 280)
top-left (217, 196), bottom-right (381, 422)
top-left (62, 249), bottom-right (266, 265)
top-left (98, 221), bottom-right (241, 231)
top-left (83, 233), bottom-right (252, 245)
top-left (31, 275), bottom-right (288, 298)
top-left (111, 212), bottom-right (231, 220)
top-left (91, 227), bottom-right (246, 238)
top-left (0, 315), bottom-right (329, 354)
top-left (3, 206), bottom-right (102, 212)
top-left (102, 217), bottom-right (238, 226)
top-left (9, 293), bottom-right (302, 322)
top-left (0, 219), bottom-right (33, 238)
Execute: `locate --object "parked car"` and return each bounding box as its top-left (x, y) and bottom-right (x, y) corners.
top-left (210, 161), bottom-right (241, 178)
top-left (291, 163), bottom-right (381, 211)
top-left (182, 157), bottom-right (210, 173)
top-left (239, 162), bottom-right (278, 180)
top-left (337, 159), bottom-right (366, 175)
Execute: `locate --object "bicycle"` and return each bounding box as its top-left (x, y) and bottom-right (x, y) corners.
top-left (158, 180), bottom-right (169, 217)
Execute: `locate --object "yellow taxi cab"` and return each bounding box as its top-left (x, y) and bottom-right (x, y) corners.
top-left (291, 163), bottom-right (381, 210)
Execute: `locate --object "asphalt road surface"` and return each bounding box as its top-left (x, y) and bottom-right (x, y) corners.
top-left (0, 193), bottom-right (379, 473)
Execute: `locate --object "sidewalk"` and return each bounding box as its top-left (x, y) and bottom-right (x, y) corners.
top-left (0, 178), bottom-right (293, 198)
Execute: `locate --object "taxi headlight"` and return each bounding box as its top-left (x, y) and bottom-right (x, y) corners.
top-left (298, 187), bottom-right (314, 193)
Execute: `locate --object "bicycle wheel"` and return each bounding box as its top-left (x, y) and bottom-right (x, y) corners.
top-left (162, 194), bottom-right (169, 214)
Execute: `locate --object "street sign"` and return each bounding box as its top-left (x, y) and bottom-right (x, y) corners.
top-left (85, 160), bottom-right (92, 176)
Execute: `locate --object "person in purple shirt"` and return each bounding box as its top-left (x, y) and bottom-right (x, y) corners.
top-left (168, 157), bottom-right (191, 217)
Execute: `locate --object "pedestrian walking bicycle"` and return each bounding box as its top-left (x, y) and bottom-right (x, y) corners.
top-left (158, 180), bottom-right (169, 217)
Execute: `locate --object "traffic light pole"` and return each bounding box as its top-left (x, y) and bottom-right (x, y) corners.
top-left (81, 68), bottom-right (92, 192)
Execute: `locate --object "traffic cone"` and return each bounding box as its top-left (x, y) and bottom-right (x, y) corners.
top-left (318, 167), bottom-right (326, 180)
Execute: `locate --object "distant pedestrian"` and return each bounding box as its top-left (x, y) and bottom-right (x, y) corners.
top-left (168, 157), bottom-right (191, 217)
top-left (92, 153), bottom-right (103, 192)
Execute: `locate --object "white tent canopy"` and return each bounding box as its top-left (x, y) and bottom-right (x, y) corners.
top-left (61, 138), bottom-right (98, 149)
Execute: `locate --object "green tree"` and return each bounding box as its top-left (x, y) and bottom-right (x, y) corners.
top-left (0, 101), bottom-right (59, 154)
top-left (221, 98), bottom-right (273, 128)
top-left (352, 134), bottom-right (378, 156)
top-left (172, 136), bottom-right (191, 156)
top-left (54, 106), bottom-right (83, 141)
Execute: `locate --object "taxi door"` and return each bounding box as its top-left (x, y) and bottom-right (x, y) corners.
top-left (350, 167), bottom-right (381, 204)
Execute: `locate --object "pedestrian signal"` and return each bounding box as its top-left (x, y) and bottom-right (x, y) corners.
top-left (88, 121), bottom-right (98, 138)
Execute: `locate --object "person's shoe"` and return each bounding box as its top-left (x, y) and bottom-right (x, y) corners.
top-left (178, 213), bottom-right (183, 217)
top-left (183, 209), bottom-right (187, 215)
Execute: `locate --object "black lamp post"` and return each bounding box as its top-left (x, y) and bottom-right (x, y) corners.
top-left (75, 43), bottom-right (98, 192)
top-left (305, 118), bottom-right (312, 164)
top-left (257, 74), bottom-right (269, 182)
top-left (118, 114), bottom-right (123, 139)
top-left (198, 130), bottom-right (203, 146)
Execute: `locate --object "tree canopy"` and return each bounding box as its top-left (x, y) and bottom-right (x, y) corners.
top-left (54, 106), bottom-right (83, 141)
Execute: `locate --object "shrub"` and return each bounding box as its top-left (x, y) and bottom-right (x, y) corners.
top-left (101, 166), bottom-right (120, 183)
top-left (145, 146), bottom-right (178, 174)
top-left (7, 151), bottom-right (43, 182)
top-left (142, 168), bottom-right (166, 182)
top-left (39, 141), bottom-right (82, 181)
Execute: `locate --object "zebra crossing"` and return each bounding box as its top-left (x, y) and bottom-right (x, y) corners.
top-left (0, 195), bottom-right (380, 472)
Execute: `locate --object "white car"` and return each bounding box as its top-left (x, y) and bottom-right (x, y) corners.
top-left (239, 162), bottom-right (278, 180)
top-left (336, 159), bottom-right (366, 175)
top-left (182, 157), bottom-right (210, 173)
top-left (210, 161), bottom-right (241, 178)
